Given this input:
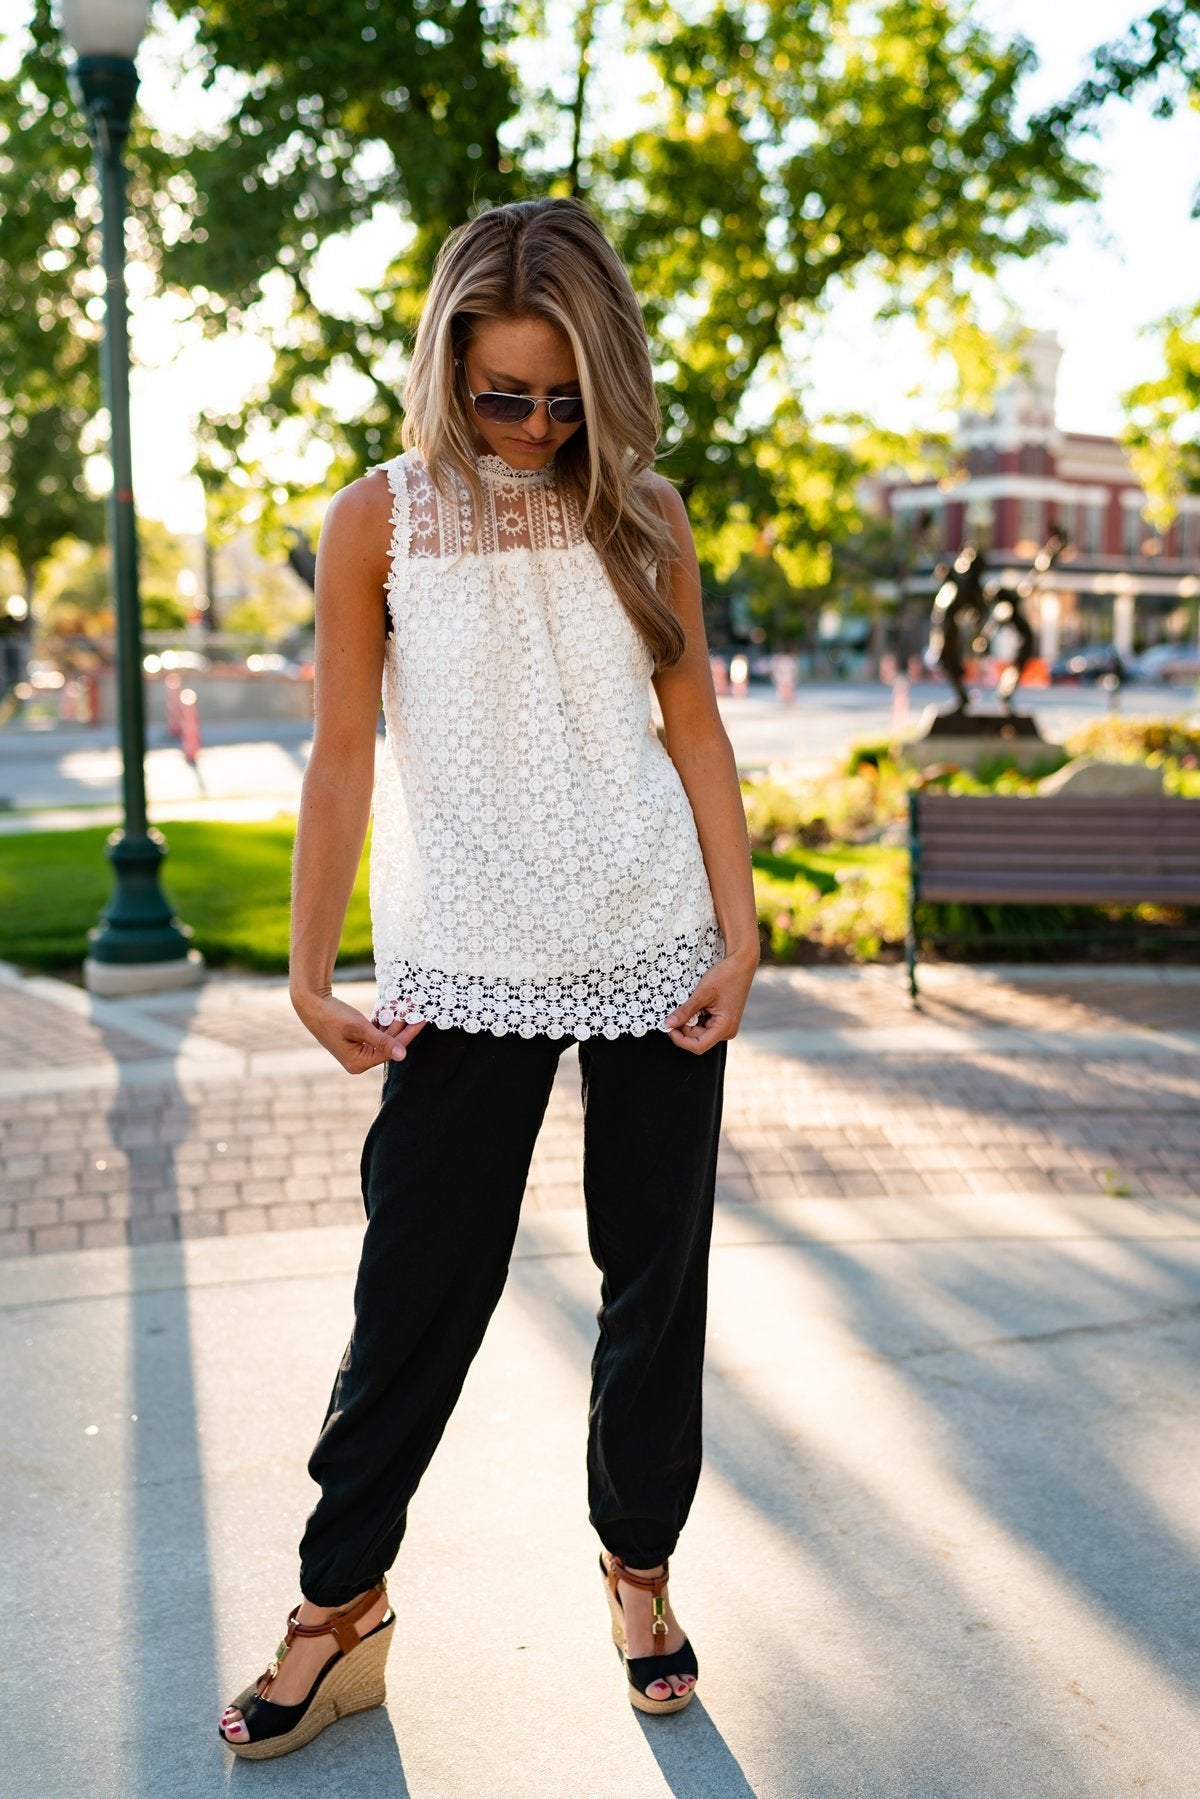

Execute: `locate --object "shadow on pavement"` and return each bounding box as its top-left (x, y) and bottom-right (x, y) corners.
top-left (105, 1060), bottom-right (222, 1793)
top-left (634, 1699), bottom-right (759, 1797)
top-left (505, 1174), bottom-right (1200, 1794)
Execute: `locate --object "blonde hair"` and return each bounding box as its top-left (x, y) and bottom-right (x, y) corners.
top-left (401, 198), bottom-right (686, 669)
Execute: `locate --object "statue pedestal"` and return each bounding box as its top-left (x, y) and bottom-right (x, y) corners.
top-left (901, 706), bottom-right (1056, 772)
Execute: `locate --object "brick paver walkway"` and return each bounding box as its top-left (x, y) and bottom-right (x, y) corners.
top-left (2, 961), bottom-right (1198, 1257)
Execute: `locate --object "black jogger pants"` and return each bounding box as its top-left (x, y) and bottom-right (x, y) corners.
top-left (298, 1022), bottom-right (727, 1606)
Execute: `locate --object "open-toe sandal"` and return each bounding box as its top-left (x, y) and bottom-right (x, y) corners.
top-left (600, 1552), bottom-right (698, 1715)
top-left (218, 1580), bottom-right (395, 1760)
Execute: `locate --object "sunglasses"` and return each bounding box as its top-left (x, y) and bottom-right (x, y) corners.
top-left (466, 382), bottom-right (586, 426)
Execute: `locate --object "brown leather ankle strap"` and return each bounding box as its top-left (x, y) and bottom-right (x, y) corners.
top-left (255, 1580), bottom-right (389, 1700)
top-left (286, 1580), bottom-right (388, 1659)
top-left (605, 1554), bottom-right (669, 1598)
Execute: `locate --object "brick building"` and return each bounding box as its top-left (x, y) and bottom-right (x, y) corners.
top-left (884, 331), bottom-right (1200, 662)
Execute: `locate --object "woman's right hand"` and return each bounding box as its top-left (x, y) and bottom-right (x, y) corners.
top-left (291, 990), bottom-right (429, 1076)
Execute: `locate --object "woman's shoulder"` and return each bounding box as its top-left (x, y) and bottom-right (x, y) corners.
top-left (639, 468), bottom-right (691, 547)
top-left (324, 448), bottom-right (432, 528)
top-left (321, 464), bottom-right (396, 544)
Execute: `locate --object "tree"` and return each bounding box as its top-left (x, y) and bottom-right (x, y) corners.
top-left (1041, 2), bottom-right (1200, 522)
top-left (9, 0), bottom-right (1096, 606)
top-left (592, 1), bottom-right (1094, 578)
top-left (147, 0), bottom-right (522, 504)
top-left (0, 2), bottom-right (105, 602)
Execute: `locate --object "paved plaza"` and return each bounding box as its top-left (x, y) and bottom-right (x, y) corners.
top-left (3, 960), bottom-right (1199, 1255)
top-left (1, 959), bottom-right (1199, 1795)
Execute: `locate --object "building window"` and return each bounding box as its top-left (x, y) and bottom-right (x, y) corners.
top-left (1052, 500), bottom-right (1075, 547)
top-left (965, 498), bottom-right (994, 549)
top-left (1179, 511), bottom-right (1200, 564)
top-left (1081, 502), bottom-right (1104, 555)
top-left (1017, 496), bottom-right (1044, 548)
top-left (1123, 506), bottom-right (1144, 558)
top-left (896, 506), bottom-right (938, 561)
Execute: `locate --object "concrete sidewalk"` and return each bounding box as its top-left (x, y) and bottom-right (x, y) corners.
top-left (2, 1196), bottom-right (1198, 1797)
top-left (1, 962), bottom-right (1199, 1794)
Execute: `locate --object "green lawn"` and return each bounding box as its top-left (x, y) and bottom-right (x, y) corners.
top-left (0, 818), bottom-right (909, 973)
top-left (0, 819), bottom-right (373, 972)
top-left (4, 815), bottom-right (1193, 975)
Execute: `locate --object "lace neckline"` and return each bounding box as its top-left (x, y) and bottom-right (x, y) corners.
top-left (474, 450), bottom-right (557, 486)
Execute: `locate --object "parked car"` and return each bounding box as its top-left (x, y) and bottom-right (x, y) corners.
top-left (1130, 642), bottom-right (1200, 685)
top-left (1048, 644), bottom-right (1129, 684)
top-left (143, 649), bottom-right (210, 673)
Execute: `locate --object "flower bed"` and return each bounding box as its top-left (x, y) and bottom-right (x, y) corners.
top-left (747, 714), bottom-right (1200, 963)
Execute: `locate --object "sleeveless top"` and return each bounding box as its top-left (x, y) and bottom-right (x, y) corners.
top-left (364, 446), bottom-right (725, 1039)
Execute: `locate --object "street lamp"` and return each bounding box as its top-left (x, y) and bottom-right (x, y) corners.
top-left (58, 0), bottom-right (203, 995)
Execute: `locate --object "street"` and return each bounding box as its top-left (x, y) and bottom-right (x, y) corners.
top-left (0, 680), bottom-right (1194, 828)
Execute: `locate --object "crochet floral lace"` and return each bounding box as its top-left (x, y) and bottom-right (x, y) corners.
top-left (365, 448), bottom-right (725, 1040)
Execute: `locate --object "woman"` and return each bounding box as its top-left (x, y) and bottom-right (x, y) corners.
top-left (219, 196), bottom-right (758, 1759)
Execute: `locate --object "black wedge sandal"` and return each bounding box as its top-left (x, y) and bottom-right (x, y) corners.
top-left (218, 1580), bottom-right (395, 1760)
top-left (600, 1551), bottom-right (699, 1715)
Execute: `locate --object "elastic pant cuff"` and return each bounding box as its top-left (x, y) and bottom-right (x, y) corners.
top-left (599, 1540), bottom-right (677, 1569)
top-left (299, 1574), bottom-right (387, 1609)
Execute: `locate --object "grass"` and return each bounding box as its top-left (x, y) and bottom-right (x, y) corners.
top-left (0, 819), bottom-right (910, 974)
top-left (2, 804), bottom-right (1195, 974)
top-left (751, 842), bottom-right (908, 961)
top-left (0, 819), bottom-right (372, 973)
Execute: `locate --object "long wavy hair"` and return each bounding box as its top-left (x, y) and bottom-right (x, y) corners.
top-left (400, 197), bottom-right (686, 669)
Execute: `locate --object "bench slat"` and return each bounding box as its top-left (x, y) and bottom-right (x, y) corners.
top-left (916, 795), bottom-right (1194, 812)
top-left (920, 832), bottom-right (1200, 854)
top-left (919, 817), bottom-right (1197, 840)
top-left (928, 859), bottom-right (1194, 881)
top-left (921, 870), bottom-right (1200, 896)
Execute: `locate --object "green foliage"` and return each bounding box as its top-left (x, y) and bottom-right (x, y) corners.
top-left (607, 0), bottom-right (1095, 571)
top-left (0, 2), bottom-right (105, 588)
top-left (747, 733), bottom-right (1200, 961)
top-left (5, 0), bottom-right (1099, 596)
top-left (138, 591), bottom-right (189, 630)
top-left (0, 820), bottom-right (372, 971)
top-left (1123, 306), bottom-right (1200, 522)
top-left (1041, 5), bottom-right (1200, 521)
top-left (752, 844), bottom-right (908, 962)
top-left (1063, 715), bottom-right (1200, 763)
top-left (147, 0), bottom-right (522, 510)
top-left (742, 760), bottom-right (909, 849)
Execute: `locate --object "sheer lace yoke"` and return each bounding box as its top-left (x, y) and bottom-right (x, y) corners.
top-left (384, 448), bottom-right (583, 562)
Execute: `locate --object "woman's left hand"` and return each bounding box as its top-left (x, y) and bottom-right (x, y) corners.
top-left (664, 947), bottom-right (758, 1055)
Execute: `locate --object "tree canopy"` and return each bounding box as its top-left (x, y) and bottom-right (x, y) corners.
top-left (3, 0), bottom-right (1100, 600)
top-left (1039, 1), bottom-right (1200, 521)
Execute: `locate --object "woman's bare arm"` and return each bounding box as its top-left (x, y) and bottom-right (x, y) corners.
top-left (288, 470), bottom-right (424, 1073)
top-left (649, 476), bottom-right (759, 1053)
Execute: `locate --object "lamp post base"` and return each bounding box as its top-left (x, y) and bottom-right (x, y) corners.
top-left (85, 827), bottom-right (205, 990)
top-left (84, 947), bottom-right (207, 997)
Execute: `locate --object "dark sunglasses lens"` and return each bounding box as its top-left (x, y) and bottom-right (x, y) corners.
top-left (473, 392), bottom-right (535, 423)
top-left (548, 396), bottom-right (585, 423)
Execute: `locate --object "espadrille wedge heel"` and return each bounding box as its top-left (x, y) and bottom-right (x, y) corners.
top-left (600, 1552), bottom-right (698, 1715)
top-left (218, 1580), bottom-right (395, 1760)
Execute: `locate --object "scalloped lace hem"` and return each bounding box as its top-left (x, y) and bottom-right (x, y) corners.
top-left (372, 921), bottom-right (726, 1040)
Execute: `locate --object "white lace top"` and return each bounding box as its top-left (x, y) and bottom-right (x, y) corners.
top-left (365, 447), bottom-right (724, 1039)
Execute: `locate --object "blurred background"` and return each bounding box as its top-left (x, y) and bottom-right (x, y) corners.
top-left (1, 0), bottom-right (1199, 973)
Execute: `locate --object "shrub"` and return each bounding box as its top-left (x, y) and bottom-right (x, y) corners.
top-left (1063, 716), bottom-right (1200, 763)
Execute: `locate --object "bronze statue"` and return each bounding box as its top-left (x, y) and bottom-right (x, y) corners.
top-left (928, 532), bottom-right (1065, 717)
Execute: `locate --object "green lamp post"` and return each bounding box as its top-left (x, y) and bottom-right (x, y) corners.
top-left (59, 0), bottom-right (203, 995)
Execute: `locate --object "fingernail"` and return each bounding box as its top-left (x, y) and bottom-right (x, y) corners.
top-left (391, 1045), bottom-right (406, 1060)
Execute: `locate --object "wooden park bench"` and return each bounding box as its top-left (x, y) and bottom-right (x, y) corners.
top-left (906, 791), bottom-right (1200, 1000)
